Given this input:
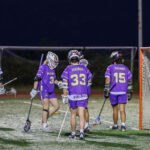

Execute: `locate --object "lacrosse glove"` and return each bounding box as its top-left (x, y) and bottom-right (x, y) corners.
top-left (127, 81), bottom-right (133, 101)
top-left (30, 89), bottom-right (38, 99)
top-left (57, 81), bottom-right (63, 89)
top-left (0, 86), bottom-right (6, 95)
top-left (57, 81), bottom-right (68, 89)
top-left (104, 84), bottom-right (110, 99)
top-left (61, 94), bottom-right (68, 104)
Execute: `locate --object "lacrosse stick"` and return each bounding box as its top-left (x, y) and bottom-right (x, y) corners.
top-left (92, 97), bottom-right (107, 126)
top-left (24, 98), bottom-right (34, 132)
top-left (24, 53), bottom-right (44, 132)
top-left (92, 77), bottom-right (115, 126)
top-left (3, 77), bottom-right (17, 86)
top-left (57, 107), bottom-right (69, 140)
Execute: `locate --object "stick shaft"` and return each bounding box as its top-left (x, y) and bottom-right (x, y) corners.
top-left (27, 98), bottom-right (34, 120)
top-left (57, 107), bottom-right (69, 140)
top-left (3, 77), bottom-right (17, 86)
top-left (40, 53), bottom-right (44, 66)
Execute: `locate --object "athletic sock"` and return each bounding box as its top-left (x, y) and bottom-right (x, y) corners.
top-left (71, 132), bottom-right (75, 135)
top-left (121, 122), bottom-right (126, 127)
top-left (80, 129), bottom-right (84, 133)
top-left (42, 123), bottom-right (48, 128)
top-left (114, 124), bottom-right (118, 127)
top-left (84, 122), bottom-right (89, 129)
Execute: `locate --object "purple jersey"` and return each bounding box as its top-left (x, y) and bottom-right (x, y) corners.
top-left (105, 64), bottom-right (132, 94)
top-left (61, 64), bottom-right (92, 100)
top-left (36, 64), bottom-right (56, 93)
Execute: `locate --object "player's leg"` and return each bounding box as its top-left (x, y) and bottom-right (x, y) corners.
top-left (84, 108), bottom-right (89, 132)
top-left (48, 98), bottom-right (60, 117)
top-left (118, 94), bottom-right (127, 131)
top-left (77, 100), bottom-right (88, 139)
top-left (39, 89), bottom-right (51, 131)
top-left (70, 108), bottom-right (77, 132)
top-left (42, 98), bottom-right (50, 131)
top-left (68, 100), bottom-right (77, 138)
top-left (112, 104), bottom-right (118, 125)
top-left (109, 94), bottom-right (119, 129)
top-left (78, 107), bottom-right (85, 131)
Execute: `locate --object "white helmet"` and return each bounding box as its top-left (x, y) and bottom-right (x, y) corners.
top-left (46, 51), bottom-right (59, 69)
top-left (79, 59), bottom-right (88, 67)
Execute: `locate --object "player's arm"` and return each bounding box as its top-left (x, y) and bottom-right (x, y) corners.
top-left (104, 77), bottom-right (110, 99)
top-left (127, 80), bottom-right (133, 100)
top-left (61, 80), bottom-right (68, 104)
top-left (30, 76), bottom-right (41, 99)
top-left (127, 68), bottom-right (133, 100)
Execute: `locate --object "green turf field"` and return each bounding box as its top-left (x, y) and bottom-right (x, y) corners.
top-left (0, 97), bottom-right (150, 150)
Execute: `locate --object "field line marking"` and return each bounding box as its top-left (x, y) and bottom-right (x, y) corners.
top-left (23, 101), bottom-right (138, 130)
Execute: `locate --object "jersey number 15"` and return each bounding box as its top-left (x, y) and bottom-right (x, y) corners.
top-left (114, 72), bottom-right (126, 83)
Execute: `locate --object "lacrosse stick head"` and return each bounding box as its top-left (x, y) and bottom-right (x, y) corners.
top-left (24, 120), bottom-right (31, 132)
top-left (92, 116), bottom-right (101, 126)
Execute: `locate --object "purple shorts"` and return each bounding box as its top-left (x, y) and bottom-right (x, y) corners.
top-left (109, 94), bottom-right (127, 106)
top-left (39, 90), bottom-right (57, 100)
top-left (69, 99), bottom-right (88, 109)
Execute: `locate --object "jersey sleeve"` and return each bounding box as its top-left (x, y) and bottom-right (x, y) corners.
top-left (127, 67), bottom-right (132, 81)
top-left (36, 65), bottom-right (44, 78)
top-left (105, 65), bottom-right (111, 78)
top-left (61, 66), bottom-right (69, 81)
top-left (86, 68), bottom-right (92, 81)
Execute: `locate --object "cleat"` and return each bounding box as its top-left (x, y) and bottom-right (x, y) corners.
top-left (121, 125), bottom-right (126, 132)
top-left (42, 126), bottom-right (52, 132)
top-left (69, 134), bottom-right (76, 139)
top-left (80, 132), bottom-right (85, 140)
top-left (109, 125), bottom-right (119, 130)
top-left (84, 127), bottom-right (90, 133)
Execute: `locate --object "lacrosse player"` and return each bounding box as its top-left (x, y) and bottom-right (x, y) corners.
top-left (30, 51), bottom-right (63, 132)
top-left (61, 50), bottom-right (92, 139)
top-left (104, 51), bottom-right (132, 131)
top-left (79, 58), bottom-right (91, 132)
top-left (0, 67), bottom-right (6, 95)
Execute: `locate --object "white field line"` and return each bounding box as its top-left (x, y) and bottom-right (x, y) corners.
top-left (23, 101), bottom-right (138, 130)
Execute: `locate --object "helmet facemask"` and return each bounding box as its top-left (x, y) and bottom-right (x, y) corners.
top-left (46, 51), bottom-right (59, 69)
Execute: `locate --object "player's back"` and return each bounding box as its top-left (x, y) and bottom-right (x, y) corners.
top-left (67, 64), bottom-right (89, 95)
top-left (106, 64), bottom-right (132, 94)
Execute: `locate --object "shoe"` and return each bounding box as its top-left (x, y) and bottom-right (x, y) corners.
top-left (84, 127), bottom-right (90, 133)
top-left (110, 125), bottom-right (119, 130)
top-left (42, 126), bottom-right (51, 132)
top-left (69, 134), bottom-right (76, 139)
top-left (121, 125), bottom-right (126, 132)
top-left (80, 132), bottom-right (85, 140)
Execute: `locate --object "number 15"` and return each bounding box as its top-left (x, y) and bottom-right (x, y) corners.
top-left (114, 72), bottom-right (126, 83)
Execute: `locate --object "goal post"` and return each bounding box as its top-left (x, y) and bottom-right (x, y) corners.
top-left (139, 47), bottom-right (150, 130)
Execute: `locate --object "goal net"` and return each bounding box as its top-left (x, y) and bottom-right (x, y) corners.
top-left (139, 47), bottom-right (150, 130)
top-left (0, 46), bottom-right (137, 96)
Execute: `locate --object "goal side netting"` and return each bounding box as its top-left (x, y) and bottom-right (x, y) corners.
top-left (139, 47), bottom-right (150, 130)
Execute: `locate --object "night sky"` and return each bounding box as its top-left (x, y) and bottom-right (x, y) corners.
top-left (0, 0), bottom-right (149, 46)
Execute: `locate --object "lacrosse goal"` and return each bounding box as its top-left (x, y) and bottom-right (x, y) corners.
top-left (139, 47), bottom-right (150, 130)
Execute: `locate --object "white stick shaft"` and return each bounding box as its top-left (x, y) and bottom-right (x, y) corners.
top-left (3, 77), bottom-right (17, 86)
top-left (57, 107), bottom-right (69, 140)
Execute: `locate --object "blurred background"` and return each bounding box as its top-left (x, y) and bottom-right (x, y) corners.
top-left (0, 0), bottom-right (149, 95)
